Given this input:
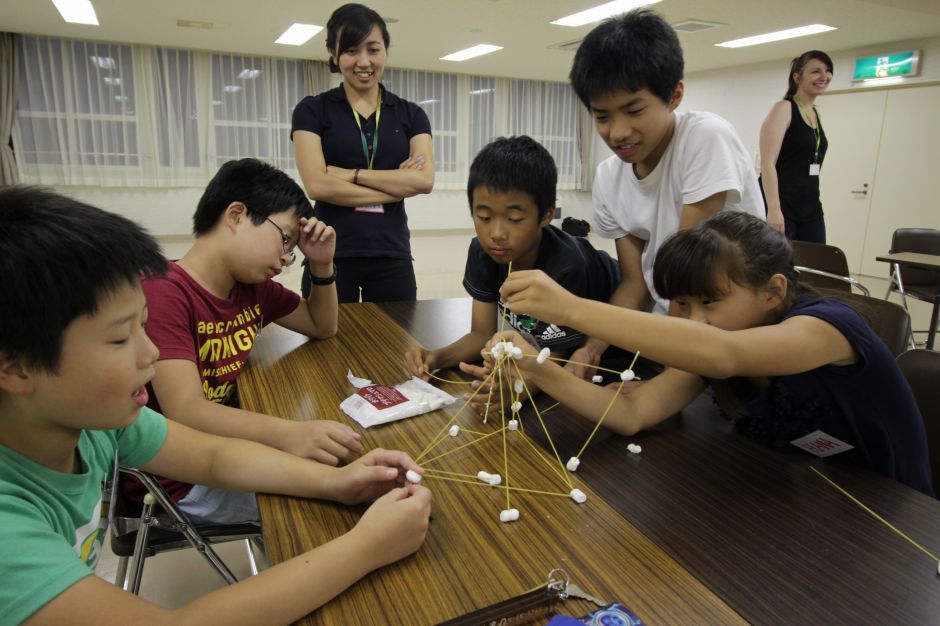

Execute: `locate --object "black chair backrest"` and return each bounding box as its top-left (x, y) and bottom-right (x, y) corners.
top-left (896, 349), bottom-right (940, 493)
top-left (791, 241), bottom-right (853, 293)
top-left (890, 228), bottom-right (940, 287)
top-left (816, 289), bottom-right (911, 357)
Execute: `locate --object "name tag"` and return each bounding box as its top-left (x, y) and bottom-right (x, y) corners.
top-left (355, 204), bottom-right (385, 214)
top-left (809, 163), bottom-right (821, 176)
top-left (790, 430), bottom-right (854, 457)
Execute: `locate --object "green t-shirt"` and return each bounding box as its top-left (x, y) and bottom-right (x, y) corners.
top-left (0, 407), bottom-right (167, 624)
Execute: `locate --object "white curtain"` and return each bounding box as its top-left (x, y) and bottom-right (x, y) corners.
top-left (12, 34), bottom-right (585, 190)
top-left (0, 33), bottom-right (17, 185)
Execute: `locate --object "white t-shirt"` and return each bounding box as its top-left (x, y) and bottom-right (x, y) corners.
top-left (593, 110), bottom-right (765, 314)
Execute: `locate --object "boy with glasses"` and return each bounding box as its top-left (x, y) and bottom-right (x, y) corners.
top-left (126, 158), bottom-right (363, 524)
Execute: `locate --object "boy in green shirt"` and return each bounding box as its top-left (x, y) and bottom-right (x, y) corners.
top-left (0, 187), bottom-right (431, 625)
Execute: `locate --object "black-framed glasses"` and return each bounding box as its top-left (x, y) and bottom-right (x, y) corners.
top-left (265, 217), bottom-right (297, 266)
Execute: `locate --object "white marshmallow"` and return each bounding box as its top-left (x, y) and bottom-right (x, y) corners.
top-left (566, 456), bottom-right (580, 472)
top-left (511, 346), bottom-right (523, 359)
top-left (405, 470), bottom-right (422, 484)
top-left (569, 488), bottom-right (587, 504)
top-left (499, 508), bottom-right (520, 522)
top-left (514, 379), bottom-right (524, 394)
top-left (620, 369), bottom-right (636, 382)
top-left (508, 419), bottom-right (519, 431)
top-left (627, 443), bottom-right (642, 454)
top-left (491, 344), bottom-right (504, 360)
top-left (511, 401), bottom-right (522, 413)
top-left (449, 424), bottom-right (460, 437)
top-left (477, 470), bottom-right (492, 482)
top-left (487, 473), bottom-right (502, 486)
top-left (536, 347), bottom-right (551, 364)
top-left (592, 375), bottom-right (603, 384)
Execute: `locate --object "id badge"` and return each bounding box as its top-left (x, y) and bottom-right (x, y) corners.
top-left (355, 204), bottom-right (385, 213)
top-left (809, 163), bottom-right (821, 176)
top-left (790, 430), bottom-right (854, 457)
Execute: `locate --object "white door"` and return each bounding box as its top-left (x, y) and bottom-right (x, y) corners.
top-left (816, 90), bottom-right (887, 274)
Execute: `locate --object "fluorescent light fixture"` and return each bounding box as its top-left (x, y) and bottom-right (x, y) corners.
top-left (863, 77), bottom-right (904, 86)
top-left (416, 99), bottom-right (439, 105)
top-left (275, 23), bottom-right (323, 46)
top-left (90, 55), bottom-right (115, 69)
top-left (441, 44), bottom-right (502, 62)
top-left (716, 24), bottom-right (836, 48)
top-left (52, 0), bottom-right (99, 25)
top-left (223, 85), bottom-right (242, 93)
top-left (212, 100), bottom-right (224, 106)
top-left (551, 0), bottom-right (661, 27)
top-left (237, 68), bottom-right (261, 80)
top-left (102, 76), bottom-right (121, 86)
top-left (468, 88), bottom-right (495, 95)
top-left (114, 95), bottom-right (128, 102)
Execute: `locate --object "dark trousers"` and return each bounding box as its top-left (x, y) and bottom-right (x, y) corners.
top-left (784, 215), bottom-right (826, 244)
top-left (303, 257), bottom-right (416, 302)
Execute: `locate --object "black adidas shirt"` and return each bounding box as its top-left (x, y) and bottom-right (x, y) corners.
top-left (462, 225), bottom-right (621, 352)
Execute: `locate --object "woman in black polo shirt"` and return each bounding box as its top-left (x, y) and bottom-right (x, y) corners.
top-left (292, 3), bottom-right (435, 302)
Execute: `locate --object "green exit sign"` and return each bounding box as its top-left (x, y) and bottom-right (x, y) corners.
top-left (853, 51), bottom-right (919, 81)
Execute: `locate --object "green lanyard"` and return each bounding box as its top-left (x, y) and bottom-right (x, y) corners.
top-left (794, 93), bottom-right (820, 162)
top-left (351, 95), bottom-right (382, 170)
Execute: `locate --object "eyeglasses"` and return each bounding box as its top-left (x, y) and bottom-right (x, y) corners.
top-left (265, 217), bottom-right (297, 266)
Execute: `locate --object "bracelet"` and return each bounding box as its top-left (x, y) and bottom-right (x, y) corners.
top-left (353, 168), bottom-right (360, 185)
top-left (308, 262), bottom-right (337, 286)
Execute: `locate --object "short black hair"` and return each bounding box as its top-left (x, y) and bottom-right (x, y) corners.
top-left (569, 8), bottom-right (684, 107)
top-left (0, 186), bottom-right (167, 372)
top-left (326, 3), bottom-right (390, 73)
top-left (192, 158), bottom-right (313, 236)
top-left (467, 136), bottom-right (557, 219)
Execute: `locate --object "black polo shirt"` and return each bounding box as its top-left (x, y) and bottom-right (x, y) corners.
top-left (291, 85), bottom-right (432, 259)
top-left (463, 225), bottom-right (621, 352)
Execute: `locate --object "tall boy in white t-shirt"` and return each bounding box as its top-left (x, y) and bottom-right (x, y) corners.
top-left (566, 9), bottom-right (765, 378)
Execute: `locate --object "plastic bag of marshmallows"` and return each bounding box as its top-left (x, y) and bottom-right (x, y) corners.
top-left (340, 370), bottom-right (457, 428)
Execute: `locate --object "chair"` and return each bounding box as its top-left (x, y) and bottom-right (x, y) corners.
top-left (791, 240), bottom-right (870, 296)
top-left (884, 228), bottom-right (940, 345)
top-left (108, 467), bottom-right (262, 594)
top-left (896, 349), bottom-right (940, 494)
top-left (816, 289), bottom-right (914, 356)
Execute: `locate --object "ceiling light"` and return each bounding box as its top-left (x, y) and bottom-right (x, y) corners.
top-left (89, 55), bottom-right (115, 69)
top-left (416, 99), bottom-right (439, 105)
top-left (551, 0), bottom-right (661, 28)
top-left (441, 45), bottom-right (502, 62)
top-left (223, 85), bottom-right (242, 93)
top-left (468, 88), bottom-right (495, 95)
top-left (716, 24), bottom-right (836, 48)
top-left (275, 23), bottom-right (323, 46)
top-left (237, 69), bottom-right (261, 80)
top-left (51, 0), bottom-right (99, 25)
top-left (102, 76), bottom-right (121, 86)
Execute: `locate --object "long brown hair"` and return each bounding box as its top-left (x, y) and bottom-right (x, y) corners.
top-left (785, 50), bottom-right (833, 100)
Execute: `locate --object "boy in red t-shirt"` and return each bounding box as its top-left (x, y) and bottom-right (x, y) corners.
top-left (133, 158), bottom-right (364, 523)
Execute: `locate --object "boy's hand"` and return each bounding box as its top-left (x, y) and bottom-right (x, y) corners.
top-left (282, 420), bottom-right (364, 465)
top-left (351, 484), bottom-right (431, 569)
top-left (331, 449), bottom-right (424, 505)
top-left (565, 343), bottom-right (602, 380)
top-left (499, 270), bottom-right (577, 326)
top-left (298, 216), bottom-right (336, 266)
top-left (459, 331), bottom-right (539, 418)
top-left (404, 346), bottom-right (436, 381)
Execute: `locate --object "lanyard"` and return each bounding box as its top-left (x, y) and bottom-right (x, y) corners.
top-left (794, 93), bottom-right (820, 162)
top-left (351, 94), bottom-right (381, 170)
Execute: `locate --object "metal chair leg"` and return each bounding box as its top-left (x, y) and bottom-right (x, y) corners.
top-left (127, 493), bottom-right (156, 593)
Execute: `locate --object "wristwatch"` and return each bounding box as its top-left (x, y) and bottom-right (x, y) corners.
top-left (308, 263), bottom-right (337, 286)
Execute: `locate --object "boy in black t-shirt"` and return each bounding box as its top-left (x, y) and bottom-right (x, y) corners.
top-left (403, 136), bottom-right (619, 416)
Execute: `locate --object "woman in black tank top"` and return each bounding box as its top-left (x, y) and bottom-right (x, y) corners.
top-left (759, 51), bottom-right (833, 243)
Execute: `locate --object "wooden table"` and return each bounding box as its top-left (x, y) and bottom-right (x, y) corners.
top-left (876, 251), bottom-right (940, 350)
top-left (241, 299), bottom-right (940, 625)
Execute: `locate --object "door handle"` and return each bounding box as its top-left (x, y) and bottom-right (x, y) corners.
top-left (851, 183), bottom-right (869, 195)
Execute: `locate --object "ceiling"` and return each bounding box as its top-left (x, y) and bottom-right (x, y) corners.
top-left (3, 0), bottom-right (940, 82)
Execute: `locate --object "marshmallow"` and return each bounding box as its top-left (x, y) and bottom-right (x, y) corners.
top-left (511, 401), bottom-right (522, 413)
top-left (499, 508), bottom-right (520, 522)
top-left (566, 456), bottom-right (580, 472)
top-left (514, 379), bottom-right (525, 394)
top-left (627, 443), bottom-right (642, 454)
top-left (449, 425), bottom-right (460, 437)
top-left (569, 488), bottom-right (587, 504)
top-left (491, 344), bottom-right (504, 360)
top-left (592, 375), bottom-right (603, 384)
top-left (620, 369), bottom-right (636, 382)
top-left (405, 470), bottom-right (422, 484)
top-left (536, 347), bottom-right (551, 364)
top-left (476, 471), bottom-right (502, 486)
top-left (511, 346), bottom-right (523, 359)
top-left (508, 419), bottom-right (519, 431)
